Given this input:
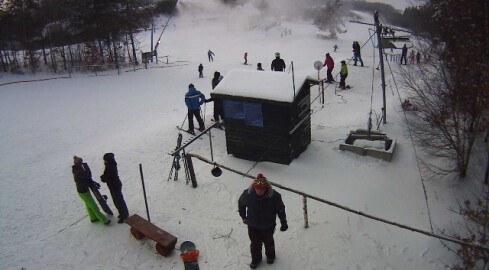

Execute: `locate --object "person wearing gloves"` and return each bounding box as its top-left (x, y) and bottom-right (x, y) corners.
top-left (185, 83), bottom-right (206, 135)
top-left (238, 173), bottom-right (287, 269)
top-left (72, 156), bottom-right (110, 225)
top-left (100, 153), bottom-right (129, 224)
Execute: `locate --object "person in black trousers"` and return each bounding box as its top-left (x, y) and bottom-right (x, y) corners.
top-left (238, 173), bottom-right (288, 269)
top-left (100, 153), bottom-right (129, 223)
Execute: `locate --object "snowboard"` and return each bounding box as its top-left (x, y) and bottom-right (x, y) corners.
top-left (89, 185), bottom-right (113, 215)
top-left (180, 241), bottom-right (200, 270)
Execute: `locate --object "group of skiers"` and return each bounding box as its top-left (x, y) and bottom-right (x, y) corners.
top-left (71, 153), bottom-right (129, 225)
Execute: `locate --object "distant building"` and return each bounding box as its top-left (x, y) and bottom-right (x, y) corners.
top-left (211, 69), bottom-right (311, 165)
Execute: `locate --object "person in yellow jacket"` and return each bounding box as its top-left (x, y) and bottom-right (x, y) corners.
top-left (339, 60), bottom-right (348, 90)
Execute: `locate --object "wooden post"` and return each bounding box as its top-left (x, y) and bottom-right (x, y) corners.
top-left (303, 195), bottom-right (309, 228)
top-left (139, 164), bottom-right (151, 222)
top-left (184, 154), bottom-right (198, 188)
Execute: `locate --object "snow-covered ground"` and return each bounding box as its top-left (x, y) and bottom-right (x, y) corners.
top-left (0, 2), bottom-right (480, 270)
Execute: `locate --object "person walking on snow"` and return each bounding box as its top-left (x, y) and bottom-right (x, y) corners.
top-left (244, 52), bottom-right (248, 65)
top-left (323, 53), bottom-right (335, 83)
top-left (339, 60), bottom-right (348, 90)
top-left (100, 153), bottom-right (129, 224)
top-left (271, 52), bottom-right (286, 72)
top-left (207, 50), bottom-right (215, 62)
top-left (333, 44), bottom-right (339, 52)
top-left (72, 156), bottom-right (110, 225)
top-left (205, 72), bottom-right (224, 127)
top-left (198, 63), bottom-right (204, 78)
top-left (185, 83), bottom-right (206, 134)
top-left (238, 173), bottom-right (288, 269)
top-left (352, 41), bottom-right (364, 67)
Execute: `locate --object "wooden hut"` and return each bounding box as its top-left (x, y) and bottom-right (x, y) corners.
top-left (211, 69), bottom-right (311, 165)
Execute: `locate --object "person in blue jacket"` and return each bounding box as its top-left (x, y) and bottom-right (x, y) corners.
top-left (185, 83), bottom-right (206, 134)
top-left (238, 173), bottom-right (288, 269)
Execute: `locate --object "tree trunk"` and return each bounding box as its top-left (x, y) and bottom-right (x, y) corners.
top-left (130, 30), bottom-right (138, 66)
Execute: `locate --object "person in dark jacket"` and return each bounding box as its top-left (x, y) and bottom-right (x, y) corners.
top-left (208, 50), bottom-right (215, 62)
top-left (72, 156), bottom-right (110, 225)
top-left (206, 72), bottom-right (224, 127)
top-left (352, 41), bottom-right (364, 67)
top-left (257, 63), bottom-right (264, 71)
top-left (238, 173), bottom-right (287, 269)
top-left (323, 53), bottom-right (335, 83)
top-left (100, 153), bottom-right (129, 224)
top-left (400, 44), bottom-right (408, 65)
top-left (185, 83), bottom-right (206, 134)
top-left (198, 63), bottom-right (204, 78)
top-left (244, 52), bottom-right (248, 65)
top-left (270, 52), bottom-right (286, 72)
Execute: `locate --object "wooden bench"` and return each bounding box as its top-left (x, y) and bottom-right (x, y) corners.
top-left (125, 214), bottom-right (177, 256)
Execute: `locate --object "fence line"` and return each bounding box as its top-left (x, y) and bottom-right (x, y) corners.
top-left (186, 153), bottom-right (489, 252)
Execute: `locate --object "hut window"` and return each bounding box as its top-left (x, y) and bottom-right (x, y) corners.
top-left (223, 100), bottom-right (263, 127)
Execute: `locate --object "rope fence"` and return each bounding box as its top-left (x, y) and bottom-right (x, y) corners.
top-left (185, 152), bottom-right (489, 252)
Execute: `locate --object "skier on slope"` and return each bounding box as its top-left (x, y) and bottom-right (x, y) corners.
top-left (72, 156), bottom-right (110, 225)
top-left (339, 60), bottom-right (348, 90)
top-left (271, 52), bottom-right (286, 72)
top-left (198, 63), bottom-right (204, 78)
top-left (238, 174), bottom-right (288, 269)
top-left (352, 41), bottom-right (364, 67)
top-left (207, 50), bottom-right (215, 62)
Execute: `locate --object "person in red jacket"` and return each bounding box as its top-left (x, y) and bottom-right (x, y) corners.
top-left (323, 53), bottom-right (335, 83)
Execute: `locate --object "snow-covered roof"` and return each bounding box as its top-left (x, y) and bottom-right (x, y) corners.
top-left (212, 69), bottom-right (307, 103)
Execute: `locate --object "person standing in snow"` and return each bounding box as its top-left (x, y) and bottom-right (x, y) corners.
top-left (339, 60), bottom-right (348, 90)
top-left (185, 83), bottom-right (206, 134)
top-left (100, 153), bottom-right (129, 224)
top-left (208, 50), bottom-right (215, 62)
top-left (400, 44), bottom-right (408, 65)
top-left (206, 71), bottom-right (224, 127)
top-left (323, 53), bottom-right (335, 83)
top-left (352, 41), bottom-right (364, 67)
top-left (72, 156), bottom-right (110, 225)
top-left (333, 44), bottom-right (339, 52)
top-left (416, 51), bottom-right (421, 64)
top-left (409, 50), bottom-right (415, 65)
top-left (244, 52), bottom-right (248, 65)
top-left (238, 173), bottom-right (288, 269)
top-left (257, 63), bottom-right (264, 71)
top-left (271, 52), bottom-right (286, 72)
top-left (198, 63), bottom-right (204, 78)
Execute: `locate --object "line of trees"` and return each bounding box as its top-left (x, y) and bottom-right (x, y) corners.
top-left (399, 1), bottom-right (488, 268)
top-left (0, 0), bottom-right (178, 73)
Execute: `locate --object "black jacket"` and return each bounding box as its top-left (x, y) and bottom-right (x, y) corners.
top-left (101, 154), bottom-right (122, 190)
top-left (72, 163), bottom-right (95, 193)
top-left (353, 42), bottom-right (361, 56)
top-left (271, 57), bottom-right (286, 71)
top-left (238, 185), bottom-right (286, 230)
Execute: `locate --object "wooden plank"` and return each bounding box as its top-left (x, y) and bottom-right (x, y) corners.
top-left (125, 214), bottom-right (177, 250)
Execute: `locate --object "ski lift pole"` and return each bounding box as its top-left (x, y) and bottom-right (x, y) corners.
top-left (139, 164), bottom-right (151, 222)
top-left (291, 61), bottom-right (296, 98)
top-left (374, 11), bottom-right (387, 124)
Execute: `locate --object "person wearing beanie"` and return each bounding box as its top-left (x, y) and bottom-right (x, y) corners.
top-left (270, 52), bottom-right (286, 72)
top-left (71, 156), bottom-right (110, 225)
top-left (238, 173), bottom-right (288, 269)
top-left (323, 53), bottom-right (335, 83)
top-left (339, 60), bottom-right (348, 90)
top-left (100, 153), bottom-right (129, 224)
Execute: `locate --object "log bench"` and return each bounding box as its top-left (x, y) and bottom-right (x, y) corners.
top-left (125, 214), bottom-right (177, 256)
